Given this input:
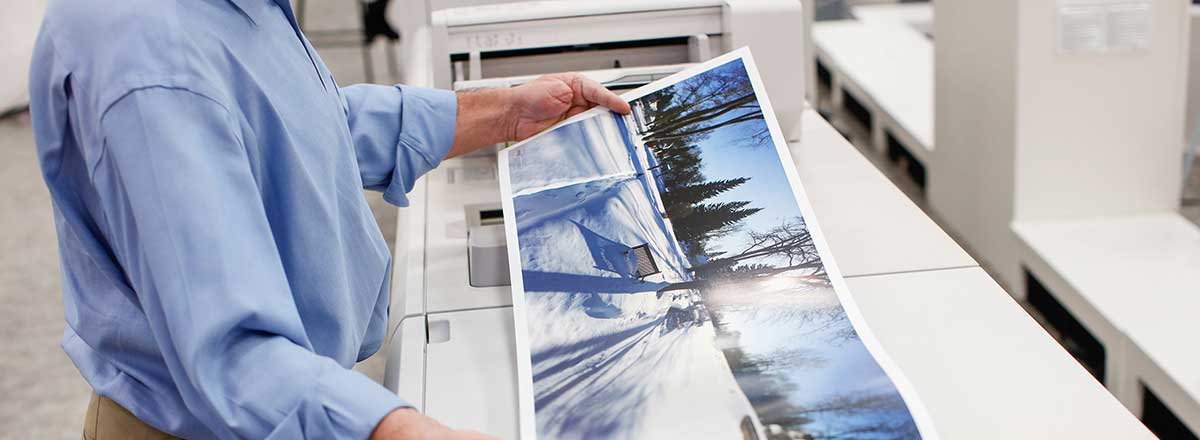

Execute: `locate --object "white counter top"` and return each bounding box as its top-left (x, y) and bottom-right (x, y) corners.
top-left (791, 111), bottom-right (974, 278)
top-left (848, 266), bottom-right (1153, 439)
top-left (812, 20), bottom-right (934, 160)
top-left (850, 3), bottom-right (933, 37)
top-left (1014, 212), bottom-right (1200, 433)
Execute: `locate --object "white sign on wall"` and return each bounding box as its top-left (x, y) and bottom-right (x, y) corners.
top-left (1106, 3), bottom-right (1151, 51)
top-left (1057, 0), bottom-right (1151, 54)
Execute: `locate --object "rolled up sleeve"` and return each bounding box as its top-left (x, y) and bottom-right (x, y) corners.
top-left (95, 86), bottom-right (405, 440)
top-left (341, 84), bottom-right (457, 206)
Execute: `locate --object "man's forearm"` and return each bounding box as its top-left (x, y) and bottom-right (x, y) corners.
top-left (448, 88), bottom-right (516, 159)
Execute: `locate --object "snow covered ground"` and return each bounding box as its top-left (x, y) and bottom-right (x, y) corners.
top-left (508, 113), bottom-right (762, 439)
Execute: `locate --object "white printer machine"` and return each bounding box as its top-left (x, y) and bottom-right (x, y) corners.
top-left (382, 1), bottom-right (807, 437)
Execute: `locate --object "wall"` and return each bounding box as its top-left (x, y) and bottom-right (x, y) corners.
top-left (931, 0), bottom-right (1189, 296)
top-left (1, 0), bottom-right (48, 113)
top-left (929, 0), bottom-right (1021, 288)
top-left (1013, 0), bottom-right (1188, 223)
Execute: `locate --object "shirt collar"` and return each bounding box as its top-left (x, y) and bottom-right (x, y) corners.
top-left (227, 0), bottom-right (300, 28)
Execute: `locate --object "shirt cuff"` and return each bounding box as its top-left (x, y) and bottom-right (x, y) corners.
top-left (317, 368), bottom-right (409, 440)
top-left (383, 85), bottom-right (457, 206)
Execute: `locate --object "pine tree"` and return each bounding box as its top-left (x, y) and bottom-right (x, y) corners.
top-left (674, 201), bottom-right (762, 244)
top-left (664, 177), bottom-right (750, 220)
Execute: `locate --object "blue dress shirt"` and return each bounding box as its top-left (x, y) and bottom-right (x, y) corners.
top-left (28, 0), bottom-right (456, 438)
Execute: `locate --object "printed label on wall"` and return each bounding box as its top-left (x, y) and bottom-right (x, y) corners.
top-left (1057, 0), bottom-right (1151, 54)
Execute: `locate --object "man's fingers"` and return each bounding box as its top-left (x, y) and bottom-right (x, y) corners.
top-left (576, 75), bottom-right (632, 114)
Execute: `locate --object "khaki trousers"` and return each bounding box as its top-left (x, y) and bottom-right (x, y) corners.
top-left (83, 393), bottom-right (181, 440)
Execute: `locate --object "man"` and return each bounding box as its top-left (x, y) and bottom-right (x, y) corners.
top-left (28, 0), bottom-right (630, 439)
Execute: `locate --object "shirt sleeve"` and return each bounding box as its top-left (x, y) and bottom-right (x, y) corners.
top-left (340, 84), bottom-right (458, 207)
top-left (94, 86), bottom-right (406, 440)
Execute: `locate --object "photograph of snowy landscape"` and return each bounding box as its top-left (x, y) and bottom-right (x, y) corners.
top-left (501, 53), bottom-right (928, 440)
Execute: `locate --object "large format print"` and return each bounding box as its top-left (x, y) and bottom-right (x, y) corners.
top-left (500, 49), bottom-right (934, 440)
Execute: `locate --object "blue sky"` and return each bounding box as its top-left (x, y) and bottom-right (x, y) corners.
top-left (677, 60), bottom-right (803, 260)
top-left (699, 118), bottom-right (801, 258)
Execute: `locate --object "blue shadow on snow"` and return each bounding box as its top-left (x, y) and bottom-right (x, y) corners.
top-left (571, 220), bottom-right (637, 278)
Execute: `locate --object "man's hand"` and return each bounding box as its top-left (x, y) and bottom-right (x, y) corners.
top-left (370, 408), bottom-right (498, 440)
top-left (449, 72), bottom-right (632, 158)
top-left (504, 73), bottom-right (632, 141)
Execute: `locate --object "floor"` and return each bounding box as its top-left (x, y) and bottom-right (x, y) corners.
top-left (0, 2), bottom-right (400, 438)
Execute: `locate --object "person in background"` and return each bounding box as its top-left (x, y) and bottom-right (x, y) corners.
top-left (28, 0), bottom-right (630, 439)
